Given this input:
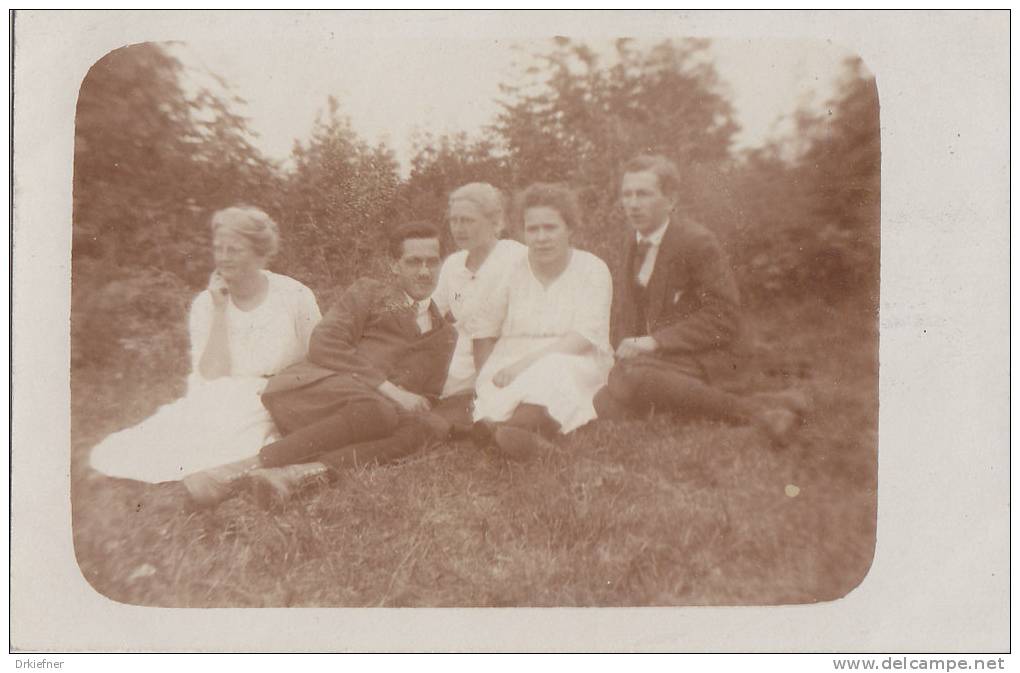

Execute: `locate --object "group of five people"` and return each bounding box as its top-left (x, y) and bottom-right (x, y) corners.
top-left (89, 155), bottom-right (805, 508)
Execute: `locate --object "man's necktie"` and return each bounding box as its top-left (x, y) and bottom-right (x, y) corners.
top-left (634, 240), bottom-right (653, 284)
top-left (414, 300), bottom-right (432, 333)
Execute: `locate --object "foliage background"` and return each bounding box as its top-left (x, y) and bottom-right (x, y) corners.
top-left (71, 38), bottom-right (879, 379)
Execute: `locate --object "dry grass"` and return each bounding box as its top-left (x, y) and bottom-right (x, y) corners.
top-left (70, 299), bottom-right (877, 607)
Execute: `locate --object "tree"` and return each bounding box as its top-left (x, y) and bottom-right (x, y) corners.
top-left (795, 57), bottom-right (880, 303)
top-left (276, 96), bottom-right (401, 293)
top-left (74, 43), bottom-right (198, 268)
top-left (396, 132), bottom-right (510, 247)
top-left (73, 42), bottom-right (279, 286)
top-left (494, 38), bottom-right (740, 265)
top-left (72, 42), bottom-right (280, 371)
top-left (729, 57), bottom-right (880, 304)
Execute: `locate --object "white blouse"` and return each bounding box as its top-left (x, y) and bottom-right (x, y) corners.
top-left (432, 238), bottom-right (527, 397)
top-left (90, 271), bottom-right (322, 483)
top-left (469, 249), bottom-right (614, 368)
top-left (469, 249), bottom-right (614, 433)
top-left (187, 270), bottom-right (321, 385)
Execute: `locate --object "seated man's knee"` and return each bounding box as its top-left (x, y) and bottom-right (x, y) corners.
top-left (594, 362), bottom-right (647, 419)
top-left (356, 399), bottom-right (399, 434)
top-left (606, 363), bottom-right (626, 397)
top-left (607, 360), bottom-right (643, 399)
top-left (610, 358), bottom-right (695, 407)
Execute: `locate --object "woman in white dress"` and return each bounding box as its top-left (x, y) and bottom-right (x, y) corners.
top-left (431, 183), bottom-right (526, 432)
top-left (470, 183), bottom-right (613, 459)
top-left (89, 206), bottom-right (321, 484)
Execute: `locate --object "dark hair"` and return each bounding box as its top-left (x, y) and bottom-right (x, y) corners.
top-left (621, 154), bottom-right (682, 198)
top-left (513, 183), bottom-right (582, 231)
top-left (388, 221), bottom-right (441, 259)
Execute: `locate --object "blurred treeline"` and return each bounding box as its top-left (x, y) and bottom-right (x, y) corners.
top-left (71, 38), bottom-right (879, 380)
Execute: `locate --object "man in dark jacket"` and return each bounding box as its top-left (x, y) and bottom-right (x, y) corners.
top-left (593, 155), bottom-right (801, 443)
top-left (183, 221), bottom-right (456, 506)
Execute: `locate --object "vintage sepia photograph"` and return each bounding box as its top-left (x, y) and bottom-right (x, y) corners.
top-left (12, 9), bottom-right (1008, 654)
top-left (66, 27), bottom-right (879, 608)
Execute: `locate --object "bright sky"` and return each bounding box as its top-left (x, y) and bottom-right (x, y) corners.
top-left (173, 37), bottom-right (855, 173)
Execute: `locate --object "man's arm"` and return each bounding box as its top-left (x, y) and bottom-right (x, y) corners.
top-left (648, 231), bottom-right (741, 354)
top-left (308, 278), bottom-right (432, 413)
top-left (306, 278), bottom-right (389, 387)
top-left (377, 380), bottom-right (430, 412)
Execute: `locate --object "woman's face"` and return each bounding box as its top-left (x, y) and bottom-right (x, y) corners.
top-left (212, 230), bottom-right (265, 282)
top-left (523, 206), bottom-right (571, 267)
top-left (448, 198), bottom-right (498, 252)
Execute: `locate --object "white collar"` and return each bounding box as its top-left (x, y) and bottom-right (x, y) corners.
top-left (636, 219), bottom-right (670, 247)
top-left (404, 294), bottom-right (432, 315)
top-left (460, 239), bottom-right (507, 276)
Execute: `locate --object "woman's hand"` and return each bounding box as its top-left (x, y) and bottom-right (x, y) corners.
top-left (197, 272), bottom-right (232, 380)
top-left (207, 271), bottom-right (230, 309)
top-left (493, 360), bottom-right (530, 388)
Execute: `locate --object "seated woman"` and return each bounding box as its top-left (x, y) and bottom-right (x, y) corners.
top-left (430, 182), bottom-right (526, 432)
top-left (88, 206), bottom-right (322, 484)
top-left (470, 183), bottom-right (613, 459)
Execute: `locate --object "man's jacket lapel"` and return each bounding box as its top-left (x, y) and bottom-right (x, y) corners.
top-left (610, 235), bottom-right (640, 346)
top-left (644, 219), bottom-right (684, 327)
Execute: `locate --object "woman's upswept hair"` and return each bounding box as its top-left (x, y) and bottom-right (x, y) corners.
top-left (448, 182), bottom-right (508, 235)
top-left (210, 206), bottom-right (280, 259)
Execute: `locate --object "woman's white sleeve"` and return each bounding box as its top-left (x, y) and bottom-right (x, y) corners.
top-left (294, 284), bottom-right (322, 352)
top-left (187, 291), bottom-right (212, 374)
top-left (463, 271), bottom-right (510, 339)
top-left (432, 259), bottom-right (452, 319)
top-left (573, 257), bottom-right (613, 354)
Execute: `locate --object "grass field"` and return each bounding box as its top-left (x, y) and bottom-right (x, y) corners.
top-left (70, 298), bottom-right (877, 607)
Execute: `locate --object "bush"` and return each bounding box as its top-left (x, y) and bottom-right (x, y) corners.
top-left (71, 261), bottom-right (193, 386)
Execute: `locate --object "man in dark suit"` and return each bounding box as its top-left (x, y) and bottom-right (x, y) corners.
top-left (593, 155), bottom-right (800, 443)
top-left (183, 221), bottom-right (456, 507)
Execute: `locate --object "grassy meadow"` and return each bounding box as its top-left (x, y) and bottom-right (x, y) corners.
top-left (70, 298), bottom-right (877, 608)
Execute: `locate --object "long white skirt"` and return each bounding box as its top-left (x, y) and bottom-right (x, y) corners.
top-left (473, 351), bottom-right (611, 434)
top-left (88, 376), bottom-right (278, 483)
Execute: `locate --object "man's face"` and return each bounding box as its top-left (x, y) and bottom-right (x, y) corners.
top-left (620, 170), bottom-right (676, 236)
top-left (392, 237), bottom-right (442, 300)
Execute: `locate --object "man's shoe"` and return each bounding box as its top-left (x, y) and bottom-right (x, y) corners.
top-left (751, 388), bottom-right (812, 416)
top-left (248, 462), bottom-right (330, 509)
top-left (491, 424), bottom-right (556, 462)
top-left (471, 420), bottom-right (497, 449)
top-left (181, 456), bottom-right (262, 508)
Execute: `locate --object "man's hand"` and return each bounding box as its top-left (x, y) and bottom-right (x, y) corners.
top-left (392, 389), bottom-right (432, 413)
top-left (378, 381), bottom-right (432, 413)
top-left (615, 336), bottom-right (658, 360)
